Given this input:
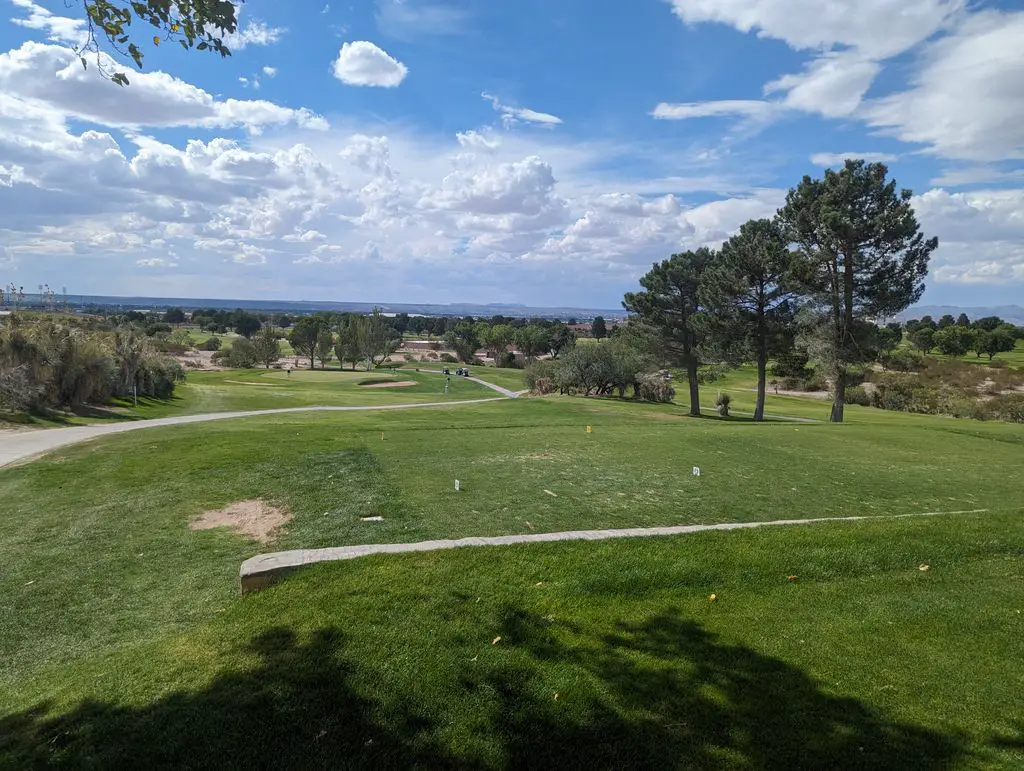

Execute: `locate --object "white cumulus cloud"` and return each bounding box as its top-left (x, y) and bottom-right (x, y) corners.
top-left (332, 41), bottom-right (408, 87)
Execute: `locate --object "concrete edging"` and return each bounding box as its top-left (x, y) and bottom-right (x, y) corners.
top-left (238, 509), bottom-right (988, 594)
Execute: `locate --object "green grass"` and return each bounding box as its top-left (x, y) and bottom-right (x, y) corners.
top-left (475, 366), bottom-right (527, 391)
top-left (2, 388), bottom-right (1023, 767)
top-left (112, 368), bottom-right (498, 419)
top-left (954, 340), bottom-right (1024, 369)
top-left (1, 511), bottom-right (1021, 768)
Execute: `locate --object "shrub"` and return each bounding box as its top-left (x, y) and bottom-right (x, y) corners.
top-left (525, 360), bottom-right (556, 392)
top-left (403, 353), bottom-right (415, 362)
top-left (439, 353), bottom-right (458, 363)
top-left (879, 348), bottom-right (926, 372)
top-left (715, 392), bottom-right (731, 416)
top-left (496, 351), bottom-right (519, 369)
top-left (227, 338), bottom-right (257, 368)
top-left (845, 385), bottom-right (871, 406)
top-left (533, 377), bottom-right (557, 395)
top-left (199, 336), bottom-right (222, 351)
top-left (636, 374), bottom-right (675, 403)
top-left (988, 393), bottom-right (1024, 423)
top-left (803, 374), bottom-right (828, 392)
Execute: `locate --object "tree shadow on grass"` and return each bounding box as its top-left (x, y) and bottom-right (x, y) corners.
top-left (473, 607), bottom-right (966, 770)
top-left (1, 611), bottom-right (967, 769)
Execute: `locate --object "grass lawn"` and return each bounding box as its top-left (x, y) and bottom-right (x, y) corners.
top-left (112, 368), bottom-right (498, 419)
top-left (1, 387), bottom-right (1022, 767)
top-left (475, 366), bottom-right (528, 391)
top-left (955, 340), bottom-right (1024, 369)
top-left (1, 510), bottom-right (1020, 768)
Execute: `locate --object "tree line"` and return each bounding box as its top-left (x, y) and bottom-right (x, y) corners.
top-left (904, 315), bottom-right (1019, 360)
top-left (623, 160), bottom-right (940, 423)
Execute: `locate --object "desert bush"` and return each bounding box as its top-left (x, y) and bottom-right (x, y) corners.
top-left (533, 377), bottom-right (557, 395)
top-left (988, 393), bottom-right (1024, 423)
top-left (525, 360), bottom-right (556, 392)
top-left (879, 348), bottom-right (926, 372)
top-left (199, 336), bottom-right (222, 351)
top-left (845, 386), bottom-right (871, 406)
top-left (439, 353), bottom-right (458, 363)
top-left (636, 374), bottom-right (675, 403)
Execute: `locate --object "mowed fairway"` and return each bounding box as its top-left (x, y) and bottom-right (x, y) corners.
top-left (125, 367), bottom-right (503, 418)
top-left (1, 393), bottom-right (1022, 768)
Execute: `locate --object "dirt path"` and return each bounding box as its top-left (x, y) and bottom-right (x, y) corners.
top-left (239, 508), bottom-right (989, 593)
top-left (0, 398), bottom-right (506, 470)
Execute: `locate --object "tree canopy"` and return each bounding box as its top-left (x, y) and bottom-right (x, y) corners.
top-left (79, 0), bottom-right (240, 85)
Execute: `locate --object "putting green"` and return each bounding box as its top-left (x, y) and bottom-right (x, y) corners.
top-left (262, 369), bottom-right (396, 382)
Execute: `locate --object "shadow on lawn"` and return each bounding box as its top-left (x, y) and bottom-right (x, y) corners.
top-left (1, 612), bottom-right (966, 770)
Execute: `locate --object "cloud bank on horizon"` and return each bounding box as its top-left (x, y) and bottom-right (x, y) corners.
top-left (0, 0), bottom-right (1021, 307)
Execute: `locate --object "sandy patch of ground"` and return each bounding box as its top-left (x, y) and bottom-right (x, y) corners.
top-left (221, 380), bottom-right (280, 386)
top-left (359, 380), bottom-right (418, 388)
top-left (190, 499), bottom-right (291, 543)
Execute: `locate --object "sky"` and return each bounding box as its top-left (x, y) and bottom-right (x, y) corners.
top-left (0, 0), bottom-right (1022, 309)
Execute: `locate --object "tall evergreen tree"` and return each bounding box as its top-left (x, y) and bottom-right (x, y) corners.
top-left (700, 219), bottom-right (796, 421)
top-left (623, 248), bottom-right (715, 417)
top-left (777, 160), bottom-right (937, 422)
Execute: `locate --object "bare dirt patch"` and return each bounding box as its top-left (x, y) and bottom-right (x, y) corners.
top-left (521, 452), bottom-right (558, 460)
top-left (190, 499), bottom-right (291, 543)
top-left (359, 380), bottom-right (418, 389)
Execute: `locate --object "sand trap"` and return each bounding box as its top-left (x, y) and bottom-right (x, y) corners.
top-left (359, 380), bottom-right (418, 389)
top-left (191, 499), bottom-right (291, 543)
top-left (222, 380), bottom-right (280, 387)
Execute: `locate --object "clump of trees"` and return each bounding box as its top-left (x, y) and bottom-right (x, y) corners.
top-left (0, 316), bottom-right (183, 414)
top-left (624, 160), bottom-right (938, 423)
top-left (286, 310), bottom-right (402, 370)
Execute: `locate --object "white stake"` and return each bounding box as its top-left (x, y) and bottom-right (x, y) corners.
top-left (692, 466), bottom-right (701, 477)
top-left (455, 479), bottom-right (460, 492)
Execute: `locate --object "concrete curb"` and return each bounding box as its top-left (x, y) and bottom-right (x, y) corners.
top-left (238, 508), bottom-right (988, 594)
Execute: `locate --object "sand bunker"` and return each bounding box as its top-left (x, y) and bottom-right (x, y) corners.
top-left (190, 499), bottom-right (291, 543)
top-left (359, 380), bottom-right (418, 388)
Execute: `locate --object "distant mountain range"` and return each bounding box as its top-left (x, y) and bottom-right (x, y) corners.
top-left (60, 295), bottom-right (627, 321)
top-left (897, 305), bottom-right (1024, 325)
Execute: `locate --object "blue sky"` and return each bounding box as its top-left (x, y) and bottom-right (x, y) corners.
top-left (0, 0), bottom-right (1022, 308)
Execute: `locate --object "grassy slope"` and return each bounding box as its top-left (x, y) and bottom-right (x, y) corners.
top-left (1, 513), bottom-right (1021, 768)
top-left (2, 386), bottom-right (1023, 767)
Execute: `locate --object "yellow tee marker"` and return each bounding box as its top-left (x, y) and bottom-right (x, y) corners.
top-left (586, 425), bottom-right (592, 434)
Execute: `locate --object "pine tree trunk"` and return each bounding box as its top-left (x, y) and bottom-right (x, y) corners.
top-left (831, 374), bottom-right (846, 423)
top-left (687, 362), bottom-right (700, 417)
top-left (755, 350), bottom-right (767, 422)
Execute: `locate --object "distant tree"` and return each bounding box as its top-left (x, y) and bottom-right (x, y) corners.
top-left (777, 160), bottom-right (937, 422)
top-left (277, 314), bottom-right (293, 329)
top-left (918, 315), bottom-right (937, 330)
top-left (315, 328), bottom-right (334, 369)
top-left (978, 326), bottom-right (1017, 360)
top-left (623, 248), bottom-right (715, 417)
top-left (163, 307), bottom-right (186, 325)
top-left (334, 316), bottom-right (363, 370)
top-left (252, 324), bottom-right (280, 368)
top-left (514, 325), bottom-right (551, 363)
top-left (227, 337), bottom-right (257, 368)
top-left (232, 311), bottom-right (262, 339)
top-left (909, 327), bottom-right (935, 352)
top-left (876, 325), bottom-right (902, 353)
top-left (289, 316), bottom-right (324, 369)
top-left (393, 313), bottom-right (410, 334)
top-left (482, 324), bottom-right (515, 362)
top-left (591, 316), bottom-right (608, 340)
top-left (937, 314), bottom-right (956, 329)
top-left (554, 344), bottom-right (616, 396)
top-left (974, 316), bottom-right (1004, 332)
top-left (547, 322), bottom-right (577, 358)
top-left (566, 317), bottom-right (578, 327)
top-left (933, 326), bottom-right (970, 357)
top-left (445, 322), bottom-right (482, 363)
top-left (359, 309), bottom-right (401, 367)
top-left (956, 313), bottom-right (971, 327)
top-left (699, 218), bottom-right (796, 421)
